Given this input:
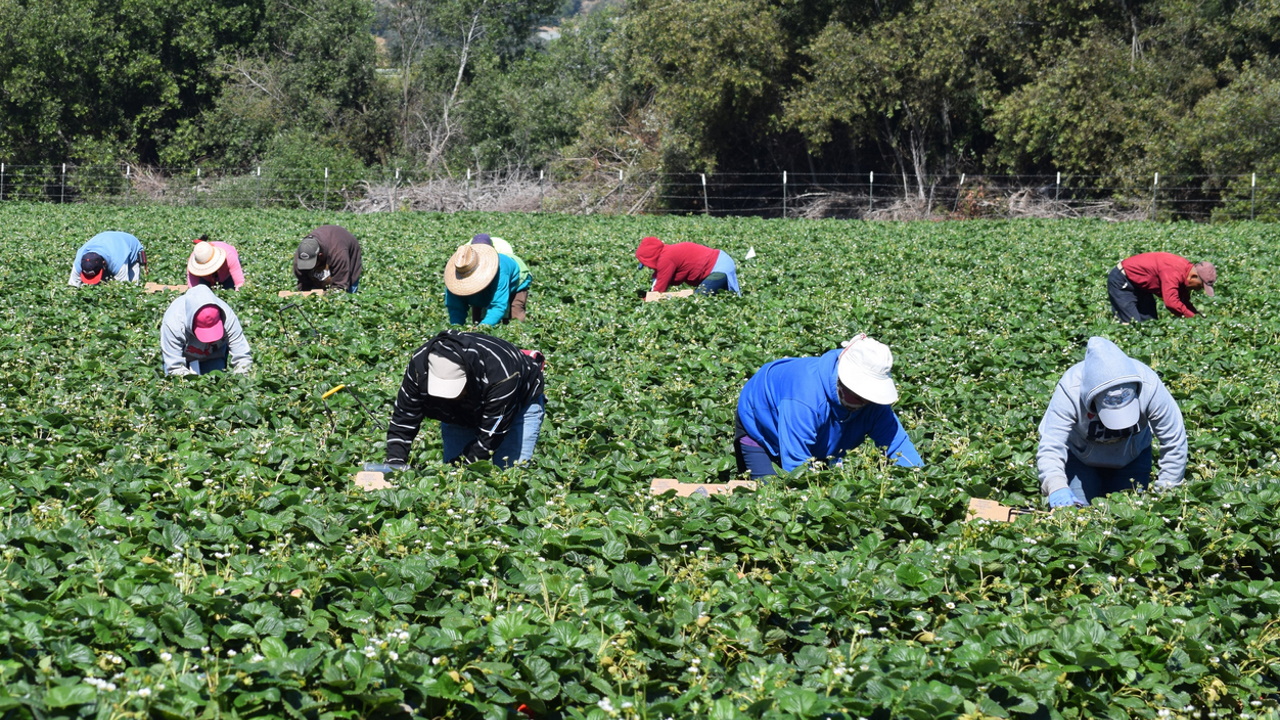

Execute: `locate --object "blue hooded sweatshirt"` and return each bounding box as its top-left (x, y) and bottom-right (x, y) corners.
top-left (1037, 336), bottom-right (1187, 496)
top-left (737, 348), bottom-right (923, 472)
top-left (68, 231), bottom-right (146, 286)
top-left (445, 254), bottom-right (522, 326)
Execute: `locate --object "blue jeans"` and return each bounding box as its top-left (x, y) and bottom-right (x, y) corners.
top-left (346, 280), bottom-right (359, 293)
top-left (442, 395), bottom-right (546, 467)
top-left (1065, 447), bottom-right (1152, 504)
top-left (696, 251), bottom-right (741, 295)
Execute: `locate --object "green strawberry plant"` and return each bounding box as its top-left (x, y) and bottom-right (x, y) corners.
top-left (0, 202), bottom-right (1278, 719)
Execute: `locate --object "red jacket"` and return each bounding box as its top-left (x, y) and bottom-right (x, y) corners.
top-left (1120, 252), bottom-right (1198, 318)
top-left (636, 237), bottom-right (719, 292)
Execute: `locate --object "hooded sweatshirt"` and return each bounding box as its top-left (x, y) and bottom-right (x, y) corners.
top-left (1037, 336), bottom-right (1187, 496)
top-left (636, 237), bottom-right (719, 293)
top-left (160, 285), bottom-right (252, 376)
top-left (68, 231), bottom-right (146, 286)
top-left (737, 348), bottom-right (923, 472)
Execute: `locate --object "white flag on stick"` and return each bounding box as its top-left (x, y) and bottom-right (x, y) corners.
top-left (745, 246), bottom-right (756, 260)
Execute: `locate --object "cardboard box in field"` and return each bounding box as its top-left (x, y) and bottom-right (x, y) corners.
top-left (144, 282), bottom-right (186, 293)
top-left (965, 497), bottom-right (1035, 522)
top-left (650, 478), bottom-right (756, 497)
top-left (353, 471), bottom-right (394, 491)
top-left (278, 289), bottom-right (325, 298)
top-left (644, 289), bottom-right (695, 302)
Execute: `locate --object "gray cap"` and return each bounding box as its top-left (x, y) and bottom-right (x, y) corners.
top-left (296, 237), bottom-right (321, 270)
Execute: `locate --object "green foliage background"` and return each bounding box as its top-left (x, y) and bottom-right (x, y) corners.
top-left (1, 205), bottom-right (1279, 718)
top-left (11, 0), bottom-right (1280, 204)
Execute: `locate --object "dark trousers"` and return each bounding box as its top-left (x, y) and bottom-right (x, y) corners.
top-left (1108, 266), bottom-right (1158, 323)
top-left (733, 412), bottom-right (780, 479)
top-left (696, 272), bottom-right (729, 295)
top-left (470, 290), bottom-right (528, 323)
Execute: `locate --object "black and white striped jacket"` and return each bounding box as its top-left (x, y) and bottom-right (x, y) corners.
top-left (387, 331), bottom-right (545, 464)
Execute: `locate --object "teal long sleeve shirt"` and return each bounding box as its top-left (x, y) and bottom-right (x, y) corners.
top-left (445, 254), bottom-right (522, 326)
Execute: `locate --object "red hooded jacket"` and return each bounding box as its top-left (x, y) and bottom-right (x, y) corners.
top-left (635, 237), bottom-right (719, 293)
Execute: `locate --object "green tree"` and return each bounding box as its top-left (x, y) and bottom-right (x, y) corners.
top-left (463, 9), bottom-right (619, 169)
top-left (781, 1), bottom-right (1037, 196)
top-left (0, 0), bottom-right (255, 168)
top-left (163, 0), bottom-right (393, 168)
top-left (379, 0), bottom-right (561, 171)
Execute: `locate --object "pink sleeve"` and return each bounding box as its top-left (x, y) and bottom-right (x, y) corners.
top-left (222, 244), bottom-right (246, 288)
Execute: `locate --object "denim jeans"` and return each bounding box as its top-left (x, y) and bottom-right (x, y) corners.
top-left (442, 395), bottom-right (546, 467)
top-left (696, 251), bottom-right (741, 295)
top-left (1064, 447), bottom-right (1152, 504)
top-left (346, 280), bottom-right (359, 293)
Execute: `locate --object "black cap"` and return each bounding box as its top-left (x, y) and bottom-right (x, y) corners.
top-left (80, 252), bottom-right (107, 284)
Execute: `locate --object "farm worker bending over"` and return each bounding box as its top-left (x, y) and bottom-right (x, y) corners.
top-left (378, 330), bottom-right (546, 469)
top-left (1037, 336), bottom-right (1187, 508)
top-left (734, 334), bottom-right (922, 480)
top-left (68, 231), bottom-right (147, 287)
top-left (471, 234), bottom-right (532, 320)
top-left (636, 236), bottom-right (740, 295)
top-left (1108, 252), bottom-right (1216, 323)
top-left (444, 243), bottom-right (524, 325)
top-left (293, 225), bottom-right (363, 293)
top-left (187, 236), bottom-right (245, 290)
top-left (160, 285), bottom-right (252, 376)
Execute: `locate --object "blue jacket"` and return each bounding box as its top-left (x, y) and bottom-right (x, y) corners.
top-left (1037, 337), bottom-right (1187, 496)
top-left (737, 348), bottom-right (923, 472)
top-left (69, 232), bottom-right (145, 286)
top-left (445, 254), bottom-right (522, 326)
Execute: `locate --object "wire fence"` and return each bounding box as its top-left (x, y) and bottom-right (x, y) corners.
top-left (1, 163), bottom-right (1276, 221)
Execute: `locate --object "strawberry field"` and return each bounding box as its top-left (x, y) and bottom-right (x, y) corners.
top-left (1, 203), bottom-right (1279, 720)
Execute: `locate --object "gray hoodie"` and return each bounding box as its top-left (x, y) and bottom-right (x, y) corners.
top-left (1037, 337), bottom-right (1187, 496)
top-left (160, 285), bottom-right (251, 376)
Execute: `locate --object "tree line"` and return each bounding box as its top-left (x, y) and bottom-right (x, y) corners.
top-left (3, 0), bottom-right (1280, 211)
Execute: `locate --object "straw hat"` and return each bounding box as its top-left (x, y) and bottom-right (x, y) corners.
top-left (444, 243), bottom-right (499, 296)
top-left (188, 241), bottom-right (227, 277)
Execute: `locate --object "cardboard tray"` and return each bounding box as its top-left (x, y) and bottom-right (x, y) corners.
top-left (144, 282), bottom-right (186, 293)
top-left (650, 478), bottom-right (756, 497)
top-left (965, 497), bottom-right (1036, 522)
top-left (353, 470), bottom-right (394, 491)
top-left (643, 289), bottom-right (695, 302)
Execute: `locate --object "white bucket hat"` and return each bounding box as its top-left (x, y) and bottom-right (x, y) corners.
top-left (837, 334), bottom-right (899, 405)
top-left (187, 241), bottom-right (227, 277)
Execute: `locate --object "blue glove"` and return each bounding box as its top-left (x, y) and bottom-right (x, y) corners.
top-left (363, 462), bottom-right (408, 473)
top-left (1048, 489), bottom-right (1085, 508)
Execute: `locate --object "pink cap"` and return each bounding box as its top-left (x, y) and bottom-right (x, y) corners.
top-left (193, 304), bottom-right (225, 343)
